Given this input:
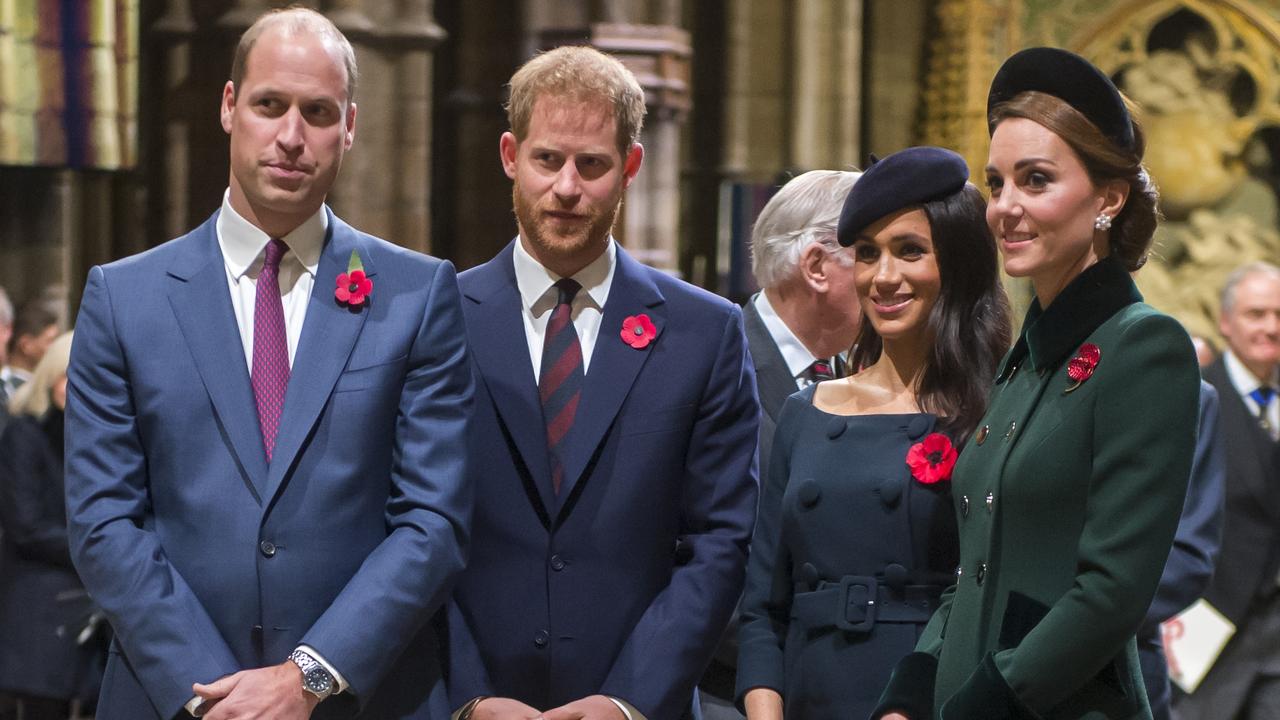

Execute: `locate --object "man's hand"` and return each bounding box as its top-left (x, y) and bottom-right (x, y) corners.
top-left (194, 661), bottom-right (321, 720)
top-left (540, 695), bottom-right (626, 720)
top-left (470, 697), bottom-right (542, 720)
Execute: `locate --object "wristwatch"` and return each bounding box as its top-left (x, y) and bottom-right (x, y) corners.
top-left (288, 648), bottom-right (336, 701)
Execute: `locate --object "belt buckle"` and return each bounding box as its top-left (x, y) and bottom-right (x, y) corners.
top-left (835, 576), bottom-right (877, 632)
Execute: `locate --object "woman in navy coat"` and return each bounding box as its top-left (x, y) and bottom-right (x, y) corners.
top-left (0, 331), bottom-right (105, 719)
top-left (736, 147), bottom-right (1010, 719)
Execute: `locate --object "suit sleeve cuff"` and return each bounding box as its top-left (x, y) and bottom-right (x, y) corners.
top-left (298, 644), bottom-right (350, 694)
top-left (608, 696), bottom-right (646, 720)
top-left (938, 652), bottom-right (1040, 720)
top-left (871, 651), bottom-right (937, 719)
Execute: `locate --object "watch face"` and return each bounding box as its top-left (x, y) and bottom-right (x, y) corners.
top-left (304, 668), bottom-right (333, 694)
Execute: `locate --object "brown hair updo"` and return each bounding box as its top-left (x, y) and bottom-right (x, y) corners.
top-left (989, 90), bottom-right (1158, 271)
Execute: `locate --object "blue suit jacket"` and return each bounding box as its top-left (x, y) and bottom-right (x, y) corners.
top-left (65, 210), bottom-right (474, 719)
top-left (446, 242), bottom-right (760, 720)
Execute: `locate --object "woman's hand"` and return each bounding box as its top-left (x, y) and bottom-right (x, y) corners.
top-left (743, 687), bottom-right (783, 720)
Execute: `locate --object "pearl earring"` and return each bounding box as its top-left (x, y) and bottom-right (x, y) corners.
top-left (1094, 213), bottom-right (1112, 231)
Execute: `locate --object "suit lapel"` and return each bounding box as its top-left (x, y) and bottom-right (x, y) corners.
top-left (166, 214), bottom-right (268, 501)
top-left (742, 294), bottom-right (799, 423)
top-left (555, 249), bottom-right (665, 508)
top-left (463, 244), bottom-right (558, 516)
top-left (262, 212), bottom-right (373, 505)
top-left (1205, 359), bottom-right (1276, 513)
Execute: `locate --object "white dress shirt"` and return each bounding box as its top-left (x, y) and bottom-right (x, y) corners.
top-left (186, 194), bottom-right (346, 716)
top-left (1223, 349), bottom-right (1280, 441)
top-left (512, 236), bottom-right (616, 379)
top-left (753, 291), bottom-right (828, 388)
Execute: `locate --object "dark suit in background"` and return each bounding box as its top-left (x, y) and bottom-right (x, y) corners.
top-left (0, 410), bottom-right (106, 715)
top-left (1139, 381), bottom-right (1224, 720)
top-left (1175, 357), bottom-right (1280, 720)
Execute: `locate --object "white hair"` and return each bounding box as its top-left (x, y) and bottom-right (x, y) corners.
top-left (1220, 261), bottom-right (1280, 316)
top-left (750, 170), bottom-right (862, 289)
top-left (0, 286), bottom-right (11, 326)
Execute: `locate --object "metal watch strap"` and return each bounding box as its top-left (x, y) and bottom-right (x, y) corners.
top-left (289, 648), bottom-right (335, 700)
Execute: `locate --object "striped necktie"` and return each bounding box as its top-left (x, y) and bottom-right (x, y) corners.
top-left (539, 279), bottom-right (584, 494)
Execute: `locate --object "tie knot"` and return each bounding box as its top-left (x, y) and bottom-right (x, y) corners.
top-left (1253, 385), bottom-right (1276, 408)
top-left (263, 238), bottom-right (288, 269)
top-left (554, 278), bottom-right (582, 307)
top-left (808, 360), bottom-right (835, 383)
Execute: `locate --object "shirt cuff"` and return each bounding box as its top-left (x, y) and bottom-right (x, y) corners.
top-left (608, 697), bottom-right (647, 720)
top-left (185, 696), bottom-right (206, 717)
top-left (297, 644), bottom-right (350, 694)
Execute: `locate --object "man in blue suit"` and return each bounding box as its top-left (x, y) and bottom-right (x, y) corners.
top-left (64, 8), bottom-right (473, 719)
top-left (446, 47), bottom-right (760, 720)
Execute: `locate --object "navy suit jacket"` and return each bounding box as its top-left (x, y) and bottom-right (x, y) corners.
top-left (446, 242), bottom-right (760, 720)
top-left (65, 210), bottom-right (474, 719)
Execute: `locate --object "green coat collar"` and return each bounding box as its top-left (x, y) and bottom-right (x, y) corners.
top-left (997, 258), bottom-right (1143, 382)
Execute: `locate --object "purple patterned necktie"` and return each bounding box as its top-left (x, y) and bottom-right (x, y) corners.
top-left (539, 279), bottom-right (584, 494)
top-left (253, 238), bottom-right (290, 461)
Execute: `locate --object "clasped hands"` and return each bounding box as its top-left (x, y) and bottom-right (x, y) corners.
top-left (191, 661), bottom-right (320, 720)
top-left (473, 694), bottom-right (627, 720)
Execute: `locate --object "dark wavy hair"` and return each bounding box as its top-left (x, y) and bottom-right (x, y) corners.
top-left (850, 185), bottom-right (1012, 444)
top-left (990, 91), bottom-right (1157, 271)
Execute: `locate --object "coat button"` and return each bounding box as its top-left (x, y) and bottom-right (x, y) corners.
top-left (534, 630), bottom-right (549, 648)
top-left (986, 491), bottom-right (995, 513)
top-left (259, 541), bottom-right (276, 558)
top-left (1004, 421), bottom-right (1017, 441)
top-left (797, 479), bottom-right (821, 508)
top-left (884, 563), bottom-right (909, 588)
top-left (976, 562), bottom-right (987, 586)
top-left (800, 562), bottom-right (820, 586)
top-left (550, 555), bottom-right (566, 571)
top-left (827, 418), bottom-right (847, 439)
top-left (960, 495), bottom-right (970, 518)
top-left (975, 425), bottom-right (989, 445)
top-left (877, 478), bottom-right (902, 507)
top-left (906, 416), bottom-right (931, 440)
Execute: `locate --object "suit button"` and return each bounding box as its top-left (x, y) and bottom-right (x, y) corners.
top-left (826, 418), bottom-right (847, 439)
top-left (534, 630), bottom-right (549, 648)
top-left (976, 562), bottom-right (987, 586)
top-left (960, 495), bottom-right (970, 518)
top-left (906, 416), bottom-right (931, 440)
top-left (976, 425), bottom-right (989, 445)
top-left (550, 555), bottom-right (566, 571)
top-left (797, 480), bottom-right (821, 508)
top-left (883, 563), bottom-right (909, 588)
top-left (259, 541), bottom-right (277, 558)
top-left (986, 491), bottom-right (995, 513)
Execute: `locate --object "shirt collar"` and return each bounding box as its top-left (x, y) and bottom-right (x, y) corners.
top-left (216, 190), bottom-right (327, 279)
top-left (754, 290), bottom-right (822, 379)
top-left (1223, 349), bottom-right (1279, 396)
top-left (998, 257), bottom-right (1142, 381)
top-left (512, 236), bottom-right (616, 315)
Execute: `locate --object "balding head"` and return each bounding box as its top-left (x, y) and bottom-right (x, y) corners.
top-left (231, 7), bottom-right (358, 105)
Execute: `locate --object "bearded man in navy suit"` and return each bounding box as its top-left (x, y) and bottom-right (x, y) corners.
top-left (446, 46), bottom-right (760, 720)
top-left (64, 8), bottom-right (473, 719)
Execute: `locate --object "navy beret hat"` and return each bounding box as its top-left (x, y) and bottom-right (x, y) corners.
top-left (987, 46), bottom-right (1135, 152)
top-left (836, 146), bottom-right (970, 247)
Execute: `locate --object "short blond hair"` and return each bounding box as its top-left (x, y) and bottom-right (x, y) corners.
top-left (506, 45), bottom-right (646, 157)
top-left (9, 331), bottom-right (72, 418)
top-left (231, 7), bottom-right (358, 104)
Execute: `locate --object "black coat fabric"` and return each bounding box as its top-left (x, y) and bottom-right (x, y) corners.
top-left (0, 410), bottom-right (105, 701)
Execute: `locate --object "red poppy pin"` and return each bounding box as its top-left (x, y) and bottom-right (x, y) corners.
top-left (621, 314), bottom-right (657, 349)
top-left (335, 250), bottom-right (373, 307)
top-left (906, 433), bottom-right (957, 485)
top-left (1065, 343), bottom-right (1101, 394)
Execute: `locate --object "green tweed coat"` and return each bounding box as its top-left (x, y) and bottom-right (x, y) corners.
top-left (874, 258), bottom-right (1200, 720)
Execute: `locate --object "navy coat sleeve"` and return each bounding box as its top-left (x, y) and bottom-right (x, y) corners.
top-left (0, 418), bottom-right (72, 569)
top-left (1141, 380), bottom-right (1225, 631)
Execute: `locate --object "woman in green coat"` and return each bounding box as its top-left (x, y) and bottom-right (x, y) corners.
top-left (873, 47), bottom-right (1201, 720)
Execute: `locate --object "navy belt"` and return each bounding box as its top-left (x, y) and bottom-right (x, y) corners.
top-left (790, 575), bottom-right (943, 632)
